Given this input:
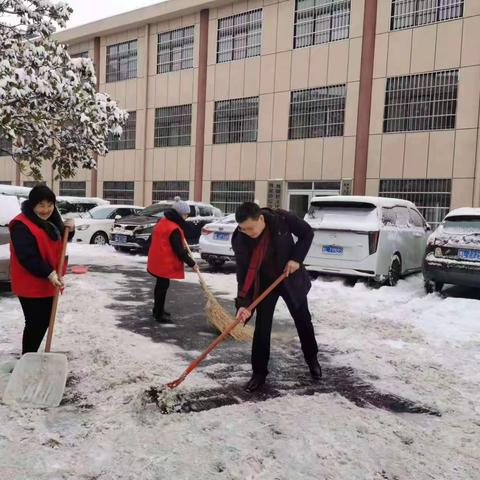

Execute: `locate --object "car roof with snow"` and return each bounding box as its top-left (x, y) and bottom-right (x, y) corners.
top-left (309, 195), bottom-right (416, 209)
top-left (445, 207), bottom-right (480, 219)
top-left (57, 196), bottom-right (110, 204)
top-left (154, 200), bottom-right (215, 207)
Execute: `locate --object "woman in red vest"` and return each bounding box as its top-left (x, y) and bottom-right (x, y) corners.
top-left (9, 185), bottom-right (75, 354)
top-left (147, 197), bottom-right (197, 322)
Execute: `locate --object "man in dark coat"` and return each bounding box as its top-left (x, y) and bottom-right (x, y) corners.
top-left (232, 202), bottom-right (321, 392)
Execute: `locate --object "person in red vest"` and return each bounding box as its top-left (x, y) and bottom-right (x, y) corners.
top-left (147, 197), bottom-right (198, 323)
top-left (9, 185), bottom-right (75, 354)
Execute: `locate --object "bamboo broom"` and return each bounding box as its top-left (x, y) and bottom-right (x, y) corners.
top-left (184, 242), bottom-right (253, 341)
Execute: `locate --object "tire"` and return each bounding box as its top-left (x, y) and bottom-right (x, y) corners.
top-left (434, 282), bottom-right (444, 293)
top-left (424, 280), bottom-right (443, 294)
top-left (344, 277), bottom-right (357, 287)
top-left (90, 231), bottom-right (108, 245)
top-left (207, 258), bottom-right (226, 268)
top-left (386, 255), bottom-right (402, 287)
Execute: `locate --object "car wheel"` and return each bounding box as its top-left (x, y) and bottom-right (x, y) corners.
top-left (386, 255), bottom-right (401, 286)
top-left (91, 232), bottom-right (108, 245)
top-left (424, 280), bottom-right (443, 294)
top-left (207, 258), bottom-right (226, 267)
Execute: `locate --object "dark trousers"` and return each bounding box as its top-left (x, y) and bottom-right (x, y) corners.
top-left (19, 296), bottom-right (54, 354)
top-left (153, 277), bottom-right (170, 317)
top-left (252, 284), bottom-right (318, 376)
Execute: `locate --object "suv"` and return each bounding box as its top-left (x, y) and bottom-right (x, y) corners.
top-left (111, 200), bottom-right (222, 253)
top-left (303, 196), bottom-right (430, 286)
top-left (423, 208), bottom-right (480, 293)
top-left (0, 195), bottom-right (22, 282)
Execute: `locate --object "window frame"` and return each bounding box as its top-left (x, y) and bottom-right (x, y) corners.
top-left (106, 40), bottom-right (138, 83)
top-left (103, 181), bottom-right (135, 205)
top-left (154, 105), bottom-right (192, 148)
top-left (157, 26), bottom-right (195, 74)
top-left (106, 111), bottom-right (137, 151)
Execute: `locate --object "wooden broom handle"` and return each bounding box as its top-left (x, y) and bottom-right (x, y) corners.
top-left (45, 229), bottom-right (69, 353)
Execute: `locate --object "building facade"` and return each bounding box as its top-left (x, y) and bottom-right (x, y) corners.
top-left (1, 0), bottom-right (480, 223)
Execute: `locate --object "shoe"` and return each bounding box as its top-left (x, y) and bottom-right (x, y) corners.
top-left (244, 373), bottom-right (266, 392)
top-left (154, 315), bottom-right (173, 323)
top-left (307, 357), bottom-right (322, 380)
top-left (163, 311), bottom-right (171, 317)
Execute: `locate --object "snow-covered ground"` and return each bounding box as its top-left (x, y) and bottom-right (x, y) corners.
top-left (0, 244), bottom-right (479, 479)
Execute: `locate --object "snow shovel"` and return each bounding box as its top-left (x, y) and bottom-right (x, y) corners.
top-left (166, 272), bottom-right (287, 389)
top-left (3, 229), bottom-right (70, 408)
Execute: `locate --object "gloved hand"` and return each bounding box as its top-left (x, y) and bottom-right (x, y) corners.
top-left (236, 307), bottom-right (252, 325)
top-left (48, 271), bottom-right (64, 288)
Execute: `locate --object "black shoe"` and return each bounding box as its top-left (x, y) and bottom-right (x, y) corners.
top-left (307, 357), bottom-right (322, 380)
top-left (163, 311), bottom-right (171, 317)
top-left (155, 315), bottom-right (173, 324)
top-left (244, 373), bottom-right (266, 392)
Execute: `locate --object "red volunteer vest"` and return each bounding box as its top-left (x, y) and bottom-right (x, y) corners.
top-left (9, 213), bottom-right (66, 298)
top-left (147, 217), bottom-right (186, 280)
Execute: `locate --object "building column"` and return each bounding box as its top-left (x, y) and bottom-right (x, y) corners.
top-left (194, 9), bottom-right (209, 202)
top-left (353, 0), bottom-right (377, 196)
top-left (142, 23), bottom-right (151, 206)
top-left (92, 36), bottom-right (101, 197)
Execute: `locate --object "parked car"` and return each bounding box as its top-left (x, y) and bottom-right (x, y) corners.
top-left (303, 196), bottom-right (430, 286)
top-left (0, 195), bottom-right (22, 283)
top-left (73, 204), bottom-right (144, 245)
top-left (423, 208), bottom-right (480, 293)
top-left (111, 200), bottom-right (222, 253)
top-left (57, 196), bottom-right (110, 219)
top-left (199, 214), bottom-right (237, 267)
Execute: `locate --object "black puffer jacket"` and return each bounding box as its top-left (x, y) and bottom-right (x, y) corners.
top-left (10, 201), bottom-right (72, 278)
top-left (232, 208), bottom-right (314, 310)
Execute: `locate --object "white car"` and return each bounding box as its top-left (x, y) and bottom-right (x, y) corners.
top-left (199, 214), bottom-right (237, 267)
top-left (0, 194), bottom-right (22, 282)
top-left (73, 205), bottom-right (144, 245)
top-left (57, 196), bottom-right (110, 219)
top-left (303, 196), bottom-right (430, 286)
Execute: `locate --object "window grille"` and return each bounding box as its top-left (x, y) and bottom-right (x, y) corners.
top-left (217, 9), bottom-right (262, 63)
top-left (213, 97), bottom-right (259, 144)
top-left (106, 111), bottom-right (136, 151)
top-left (60, 181), bottom-right (86, 197)
top-left (152, 181), bottom-right (190, 202)
top-left (379, 178), bottom-right (451, 226)
top-left (294, 0), bottom-right (350, 49)
top-left (154, 105), bottom-right (192, 147)
top-left (157, 26), bottom-right (194, 73)
top-left (210, 181), bottom-right (255, 213)
top-left (289, 85), bottom-right (346, 139)
top-left (103, 181), bottom-right (135, 205)
top-left (383, 70), bottom-right (458, 133)
top-left (390, 0), bottom-right (464, 30)
top-left (106, 40), bottom-right (137, 83)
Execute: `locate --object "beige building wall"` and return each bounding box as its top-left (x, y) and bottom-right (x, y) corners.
top-left (203, 0), bottom-right (364, 205)
top-left (369, 0), bottom-right (480, 208)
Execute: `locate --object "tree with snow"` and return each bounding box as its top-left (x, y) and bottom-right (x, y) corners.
top-left (0, 0), bottom-right (128, 180)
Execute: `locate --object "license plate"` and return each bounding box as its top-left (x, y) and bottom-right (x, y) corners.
top-left (458, 249), bottom-right (480, 261)
top-left (322, 245), bottom-right (343, 255)
top-left (213, 232), bottom-right (230, 241)
top-left (115, 234), bottom-right (127, 244)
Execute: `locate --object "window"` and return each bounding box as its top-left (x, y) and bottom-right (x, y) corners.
top-left (217, 9), bottom-right (262, 63)
top-left (112, 208), bottom-right (135, 218)
top-left (294, 0), bottom-right (350, 49)
top-left (379, 179), bottom-right (451, 226)
top-left (106, 111), bottom-right (136, 150)
top-left (382, 207), bottom-right (397, 226)
top-left (289, 85), bottom-right (346, 139)
top-left (71, 51), bottom-right (89, 59)
top-left (383, 70), bottom-right (458, 133)
top-left (103, 181), bottom-right (135, 205)
top-left (210, 181), bottom-right (255, 213)
top-left (213, 97), bottom-right (259, 144)
top-left (267, 181), bottom-right (283, 209)
top-left (391, 0), bottom-right (464, 30)
top-left (60, 181), bottom-right (86, 197)
top-left (106, 40), bottom-right (137, 83)
top-left (0, 136), bottom-right (12, 156)
top-left (409, 208), bottom-right (425, 228)
top-left (0, 181), bottom-right (12, 185)
top-left (394, 206), bottom-right (409, 227)
top-left (152, 181), bottom-right (190, 202)
top-left (154, 105), bottom-right (192, 147)
top-left (198, 206), bottom-right (214, 217)
top-left (157, 26), bottom-right (194, 73)
top-left (23, 181), bottom-right (46, 187)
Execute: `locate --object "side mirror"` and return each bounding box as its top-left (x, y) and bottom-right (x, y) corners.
top-left (426, 223), bottom-right (432, 232)
top-left (115, 215), bottom-right (122, 220)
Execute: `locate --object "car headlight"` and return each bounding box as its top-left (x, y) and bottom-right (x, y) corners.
top-left (434, 247), bottom-right (443, 257)
top-left (76, 224), bottom-right (90, 231)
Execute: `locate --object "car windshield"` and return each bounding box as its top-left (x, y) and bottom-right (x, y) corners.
top-left (140, 203), bottom-right (172, 218)
top-left (89, 208), bottom-right (113, 220)
top-left (443, 216), bottom-right (480, 234)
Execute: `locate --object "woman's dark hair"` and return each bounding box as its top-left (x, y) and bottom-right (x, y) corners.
top-left (235, 202), bottom-right (261, 223)
top-left (28, 185), bottom-right (56, 207)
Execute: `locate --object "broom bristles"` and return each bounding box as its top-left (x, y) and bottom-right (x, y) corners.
top-left (199, 280), bottom-right (253, 341)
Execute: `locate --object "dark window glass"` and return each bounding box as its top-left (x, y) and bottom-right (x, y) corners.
top-left (106, 40), bottom-right (137, 83)
top-left (106, 111), bottom-right (136, 150)
top-left (152, 181), bottom-right (190, 201)
top-left (103, 181), bottom-right (135, 205)
top-left (157, 26), bottom-right (194, 73)
top-left (154, 105), bottom-right (192, 147)
top-left (59, 181), bottom-right (86, 197)
top-left (210, 181), bottom-right (255, 213)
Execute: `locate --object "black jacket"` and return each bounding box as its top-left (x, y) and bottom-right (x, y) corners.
top-left (10, 201), bottom-right (73, 278)
top-left (232, 208), bottom-right (314, 310)
top-left (163, 209), bottom-right (196, 268)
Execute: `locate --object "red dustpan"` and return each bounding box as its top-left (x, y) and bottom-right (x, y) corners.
top-left (71, 265), bottom-right (88, 274)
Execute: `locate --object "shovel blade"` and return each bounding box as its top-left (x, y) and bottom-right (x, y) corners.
top-left (3, 353), bottom-right (68, 408)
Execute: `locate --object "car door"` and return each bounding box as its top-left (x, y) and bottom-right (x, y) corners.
top-left (408, 208), bottom-right (428, 269)
top-left (184, 205), bottom-right (200, 244)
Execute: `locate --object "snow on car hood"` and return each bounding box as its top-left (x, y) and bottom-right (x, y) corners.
top-left (305, 209), bottom-right (379, 232)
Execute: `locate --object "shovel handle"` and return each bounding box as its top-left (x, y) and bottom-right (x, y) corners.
top-left (45, 228), bottom-right (69, 353)
top-left (166, 272), bottom-right (287, 389)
